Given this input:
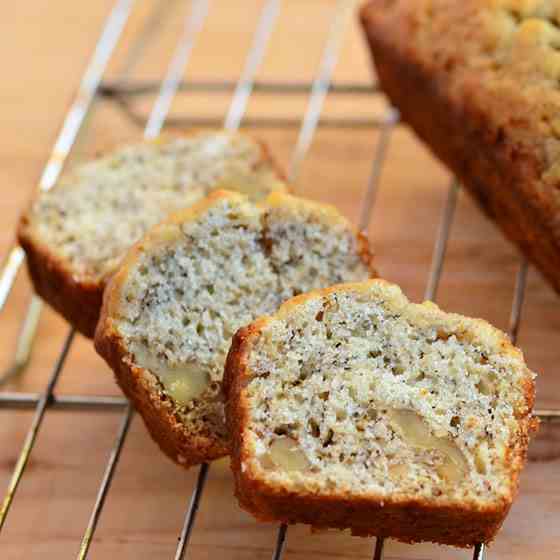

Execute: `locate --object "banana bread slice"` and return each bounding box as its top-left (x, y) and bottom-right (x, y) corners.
top-left (18, 131), bottom-right (286, 337)
top-left (94, 191), bottom-right (374, 467)
top-left (361, 0), bottom-right (560, 293)
top-left (224, 279), bottom-right (537, 547)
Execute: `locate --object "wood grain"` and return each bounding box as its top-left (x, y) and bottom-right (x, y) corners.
top-left (0, 1), bottom-right (558, 559)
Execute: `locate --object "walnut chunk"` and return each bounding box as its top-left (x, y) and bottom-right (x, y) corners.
top-left (388, 463), bottom-right (408, 479)
top-left (387, 408), bottom-right (468, 483)
top-left (163, 363), bottom-right (210, 405)
top-left (515, 18), bottom-right (560, 49)
top-left (264, 437), bottom-right (310, 472)
top-left (475, 442), bottom-right (490, 475)
top-left (476, 375), bottom-right (495, 396)
top-left (436, 456), bottom-right (463, 484)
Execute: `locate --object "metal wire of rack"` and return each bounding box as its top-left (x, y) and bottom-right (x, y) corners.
top-left (0, 1), bottom-right (558, 559)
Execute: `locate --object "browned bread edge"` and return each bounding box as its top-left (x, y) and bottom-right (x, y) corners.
top-left (18, 220), bottom-right (102, 337)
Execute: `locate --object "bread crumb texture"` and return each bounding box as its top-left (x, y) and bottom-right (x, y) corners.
top-left (367, 0), bottom-right (560, 185)
top-left (107, 191), bottom-right (372, 457)
top-left (234, 280), bottom-right (536, 513)
top-left (24, 131), bottom-right (285, 280)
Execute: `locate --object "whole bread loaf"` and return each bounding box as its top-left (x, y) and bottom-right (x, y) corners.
top-left (361, 0), bottom-right (560, 293)
top-left (224, 279), bottom-right (537, 547)
top-left (95, 190), bottom-right (374, 468)
top-left (18, 131), bottom-right (286, 337)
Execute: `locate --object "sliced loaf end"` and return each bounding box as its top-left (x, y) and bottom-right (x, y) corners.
top-left (224, 279), bottom-right (537, 546)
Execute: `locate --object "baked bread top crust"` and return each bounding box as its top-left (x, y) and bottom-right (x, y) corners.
top-left (361, 0), bottom-right (560, 232)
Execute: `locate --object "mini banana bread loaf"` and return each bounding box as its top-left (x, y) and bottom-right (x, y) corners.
top-left (224, 279), bottom-right (537, 547)
top-left (361, 0), bottom-right (560, 293)
top-left (95, 191), bottom-right (374, 468)
top-left (18, 131), bottom-right (286, 337)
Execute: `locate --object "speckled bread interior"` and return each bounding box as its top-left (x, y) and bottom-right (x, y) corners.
top-left (95, 190), bottom-right (375, 468)
top-left (224, 279), bottom-right (537, 547)
top-left (18, 131), bottom-right (287, 337)
top-left (361, 0), bottom-right (560, 294)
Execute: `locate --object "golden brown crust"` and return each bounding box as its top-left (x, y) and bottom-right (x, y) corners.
top-left (18, 133), bottom-right (287, 338)
top-left (95, 270), bottom-right (229, 467)
top-left (18, 216), bottom-right (102, 337)
top-left (224, 280), bottom-right (536, 547)
top-left (360, 1), bottom-right (560, 293)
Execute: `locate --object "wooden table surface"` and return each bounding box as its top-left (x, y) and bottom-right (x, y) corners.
top-left (1, 1), bottom-right (558, 559)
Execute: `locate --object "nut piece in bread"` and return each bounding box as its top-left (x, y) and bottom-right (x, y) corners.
top-left (361, 0), bottom-right (560, 293)
top-left (224, 279), bottom-right (537, 547)
top-left (94, 190), bottom-right (375, 468)
top-left (18, 131), bottom-right (286, 337)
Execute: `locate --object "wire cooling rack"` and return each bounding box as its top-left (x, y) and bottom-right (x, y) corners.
top-left (1, 1), bottom-right (558, 559)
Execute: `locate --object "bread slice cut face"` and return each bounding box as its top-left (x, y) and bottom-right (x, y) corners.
top-left (18, 131), bottom-right (286, 337)
top-left (95, 190), bottom-right (374, 467)
top-left (224, 280), bottom-right (537, 547)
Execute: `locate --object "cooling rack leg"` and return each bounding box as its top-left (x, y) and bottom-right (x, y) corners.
top-left (145, 0), bottom-right (209, 138)
top-left (76, 405), bottom-right (133, 560)
top-left (508, 259), bottom-right (528, 344)
top-left (0, 392), bottom-right (127, 411)
top-left (0, 328), bottom-right (75, 532)
top-left (288, 0), bottom-right (355, 182)
top-left (108, 101), bottom-right (390, 130)
top-left (116, 0), bottom-right (182, 79)
top-left (0, 296), bottom-right (42, 387)
top-left (424, 178), bottom-right (459, 301)
top-left (224, 0), bottom-right (281, 131)
top-left (473, 542), bottom-right (486, 560)
top-left (372, 537), bottom-right (385, 560)
top-left (101, 78), bottom-right (376, 98)
top-left (0, 246), bottom-right (25, 311)
top-left (535, 408), bottom-right (560, 422)
top-left (359, 108), bottom-right (399, 232)
top-left (271, 524), bottom-right (288, 560)
top-left (174, 462), bottom-right (210, 560)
